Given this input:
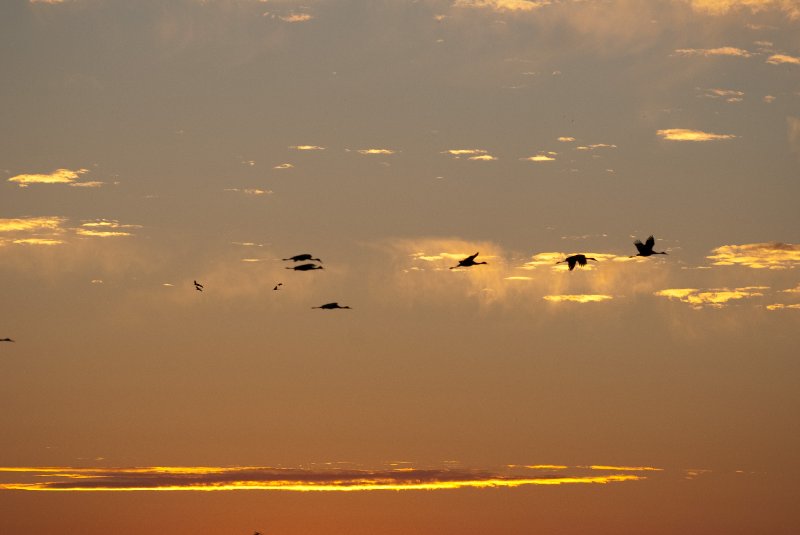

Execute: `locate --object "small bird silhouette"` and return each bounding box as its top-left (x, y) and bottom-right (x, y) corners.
top-left (631, 235), bottom-right (667, 257)
top-left (273, 283), bottom-right (283, 290)
top-left (286, 263), bottom-right (323, 271)
top-left (193, 280), bottom-right (204, 291)
top-left (557, 254), bottom-right (597, 271)
top-left (312, 302), bottom-right (351, 310)
top-left (0, 338), bottom-right (14, 342)
top-left (450, 252), bottom-right (487, 269)
top-left (283, 254), bottom-right (322, 263)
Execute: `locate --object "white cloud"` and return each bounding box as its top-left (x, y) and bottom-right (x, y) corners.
top-left (766, 54), bottom-right (800, 65)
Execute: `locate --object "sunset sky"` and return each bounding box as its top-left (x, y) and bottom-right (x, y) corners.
top-left (1, 0), bottom-right (799, 533)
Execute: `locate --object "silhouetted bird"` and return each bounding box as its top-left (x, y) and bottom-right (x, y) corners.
top-left (283, 254), bottom-right (322, 263)
top-left (273, 283), bottom-right (283, 290)
top-left (193, 280), bottom-right (204, 291)
top-left (0, 338), bottom-right (14, 342)
top-left (557, 254), bottom-right (597, 271)
top-left (286, 263), bottom-right (323, 271)
top-left (312, 302), bottom-right (351, 310)
top-left (450, 252), bottom-right (487, 269)
top-left (631, 235), bottom-right (667, 257)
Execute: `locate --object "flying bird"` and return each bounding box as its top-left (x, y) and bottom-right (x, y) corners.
top-left (0, 338), bottom-right (14, 342)
top-left (631, 235), bottom-right (667, 257)
top-left (286, 263), bottom-right (323, 271)
top-left (450, 252), bottom-right (487, 269)
top-left (283, 254), bottom-right (322, 263)
top-left (556, 254), bottom-right (597, 271)
top-left (193, 280), bottom-right (204, 291)
top-left (273, 283), bottom-right (283, 291)
top-left (312, 302), bottom-right (351, 310)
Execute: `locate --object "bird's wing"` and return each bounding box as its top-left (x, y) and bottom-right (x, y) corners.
top-left (466, 252), bottom-right (479, 261)
top-left (634, 240), bottom-right (645, 254)
top-left (645, 235), bottom-right (655, 249)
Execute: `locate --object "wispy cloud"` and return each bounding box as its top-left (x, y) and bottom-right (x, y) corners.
top-left (766, 54), bottom-right (800, 65)
top-left (697, 87), bottom-right (744, 102)
top-left (76, 220), bottom-right (141, 238)
top-left (576, 143), bottom-right (617, 151)
top-left (452, 0), bottom-right (551, 12)
top-left (353, 149), bottom-right (397, 155)
top-left (557, 136), bottom-right (576, 142)
top-left (654, 286), bottom-right (768, 307)
top-left (657, 128), bottom-right (736, 141)
top-left (8, 168), bottom-right (101, 188)
top-left (224, 188), bottom-right (272, 196)
top-left (289, 145), bottom-right (326, 151)
top-left (0, 464), bottom-right (646, 492)
top-left (442, 149), bottom-right (498, 161)
top-left (686, 0), bottom-right (800, 20)
top-left (542, 294), bottom-right (614, 303)
top-left (766, 303), bottom-right (800, 310)
top-left (278, 13), bottom-right (313, 23)
top-left (521, 153), bottom-right (557, 162)
top-left (707, 242), bottom-right (800, 269)
top-left (274, 163), bottom-right (294, 169)
top-left (673, 47), bottom-right (752, 58)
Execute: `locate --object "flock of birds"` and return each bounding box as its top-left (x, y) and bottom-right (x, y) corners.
top-left (0, 236), bottom-right (668, 342)
top-left (189, 235), bottom-right (667, 311)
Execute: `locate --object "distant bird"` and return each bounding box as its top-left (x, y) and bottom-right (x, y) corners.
top-left (193, 280), bottom-right (204, 291)
top-left (286, 263), bottom-right (323, 271)
top-left (312, 302), bottom-right (351, 310)
top-left (0, 338), bottom-right (14, 342)
top-left (450, 252), bottom-right (487, 269)
top-left (283, 254), bottom-right (322, 263)
top-left (557, 254), bottom-right (597, 271)
top-left (631, 235), bottom-right (667, 257)
top-left (273, 283), bottom-right (283, 291)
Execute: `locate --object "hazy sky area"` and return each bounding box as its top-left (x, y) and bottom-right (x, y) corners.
top-left (1, 0), bottom-right (799, 533)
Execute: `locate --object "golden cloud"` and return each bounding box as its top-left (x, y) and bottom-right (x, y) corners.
top-left (654, 286), bottom-right (767, 307)
top-left (443, 149), bottom-right (488, 158)
top-left (12, 238), bottom-right (64, 246)
top-left (289, 145), bottom-right (325, 151)
top-left (468, 154), bottom-right (498, 161)
top-left (355, 149), bottom-right (396, 155)
top-left (673, 47), bottom-right (752, 57)
top-left (0, 216), bottom-right (67, 233)
top-left (8, 168), bottom-right (93, 187)
top-left (767, 54), bottom-right (800, 65)
top-left (657, 128), bottom-right (737, 141)
top-left (686, 0), bottom-right (800, 19)
top-left (452, 0), bottom-right (551, 12)
top-left (274, 163), bottom-right (294, 169)
top-left (279, 13), bottom-right (313, 23)
top-left (542, 294), bottom-right (613, 303)
top-left (707, 242), bottom-right (800, 269)
top-left (0, 464), bottom-right (646, 492)
top-left (766, 303), bottom-right (800, 310)
top-left (76, 220), bottom-right (142, 238)
top-left (576, 143), bottom-right (617, 150)
top-left (522, 154), bottom-right (556, 162)
top-left (224, 188), bottom-right (271, 196)
top-left (557, 137), bottom-right (576, 142)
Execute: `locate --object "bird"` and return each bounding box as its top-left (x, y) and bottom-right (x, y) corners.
top-left (193, 280), bottom-right (204, 291)
top-left (273, 283), bottom-right (283, 290)
top-left (556, 254), bottom-right (597, 271)
top-left (0, 338), bottom-right (14, 342)
top-left (312, 302), bottom-right (351, 310)
top-left (631, 235), bottom-right (667, 257)
top-left (286, 263), bottom-right (323, 271)
top-left (450, 252), bottom-right (487, 269)
top-left (283, 254), bottom-right (322, 263)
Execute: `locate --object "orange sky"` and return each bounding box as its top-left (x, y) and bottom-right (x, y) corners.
top-left (1, 0), bottom-right (799, 533)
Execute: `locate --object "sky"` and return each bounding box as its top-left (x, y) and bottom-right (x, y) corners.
top-left (0, 0), bottom-right (799, 533)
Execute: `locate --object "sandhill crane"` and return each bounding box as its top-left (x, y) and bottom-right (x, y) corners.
top-left (0, 338), bottom-right (14, 342)
top-left (556, 254), bottom-right (598, 271)
top-left (286, 263), bottom-right (323, 271)
top-left (273, 283), bottom-right (283, 290)
top-left (283, 254), bottom-right (322, 263)
top-left (450, 252), bottom-right (487, 269)
top-left (631, 235), bottom-right (667, 257)
top-left (193, 280), bottom-right (204, 291)
top-left (312, 302), bottom-right (351, 310)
